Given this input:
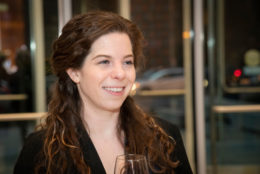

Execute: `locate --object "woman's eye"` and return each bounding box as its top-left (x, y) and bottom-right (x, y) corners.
top-left (99, 60), bottom-right (110, 64)
top-left (124, 60), bottom-right (134, 65)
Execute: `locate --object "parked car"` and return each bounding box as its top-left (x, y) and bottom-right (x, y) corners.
top-left (133, 68), bottom-right (184, 93)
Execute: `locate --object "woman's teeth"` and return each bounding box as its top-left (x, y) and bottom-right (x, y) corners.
top-left (103, 87), bottom-right (124, 92)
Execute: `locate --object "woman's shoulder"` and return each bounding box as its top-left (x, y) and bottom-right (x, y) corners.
top-left (13, 129), bottom-right (46, 174)
top-left (153, 116), bottom-right (181, 141)
top-left (22, 129), bottom-right (46, 151)
top-left (153, 116), bottom-right (194, 174)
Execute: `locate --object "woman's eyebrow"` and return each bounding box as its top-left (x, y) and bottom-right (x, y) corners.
top-left (91, 54), bottom-right (112, 60)
top-left (91, 54), bottom-right (134, 60)
top-left (124, 54), bottom-right (134, 58)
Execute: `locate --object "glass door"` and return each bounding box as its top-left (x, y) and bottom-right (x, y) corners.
top-left (0, 1), bottom-right (35, 173)
top-left (0, 0), bottom-right (58, 173)
top-left (205, 0), bottom-right (260, 173)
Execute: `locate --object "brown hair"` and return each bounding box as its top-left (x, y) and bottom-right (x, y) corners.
top-left (36, 11), bottom-right (178, 174)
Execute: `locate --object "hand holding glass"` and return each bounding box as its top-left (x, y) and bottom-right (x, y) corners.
top-left (114, 154), bottom-right (149, 174)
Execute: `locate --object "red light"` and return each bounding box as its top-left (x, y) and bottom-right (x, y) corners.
top-left (234, 69), bottom-right (242, 77)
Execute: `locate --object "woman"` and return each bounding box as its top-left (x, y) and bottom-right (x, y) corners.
top-left (14, 11), bottom-right (193, 174)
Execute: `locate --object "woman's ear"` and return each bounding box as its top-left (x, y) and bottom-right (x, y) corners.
top-left (66, 68), bottom-right (80, 83)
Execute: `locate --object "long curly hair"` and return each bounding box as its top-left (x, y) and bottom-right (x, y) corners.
top-left (35, 11), bottom-right (178, 174)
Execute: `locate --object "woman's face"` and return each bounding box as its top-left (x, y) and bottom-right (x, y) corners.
top-left (67, 32), bottom-right (136, 113)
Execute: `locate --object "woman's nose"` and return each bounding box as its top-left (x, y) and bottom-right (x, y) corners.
top-left (111, 63), bottom-right (126, 80)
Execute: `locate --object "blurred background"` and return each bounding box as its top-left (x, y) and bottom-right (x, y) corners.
top-left (0, 0), bottom-right (259, 174)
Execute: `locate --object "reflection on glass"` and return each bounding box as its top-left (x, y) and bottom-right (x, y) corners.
top-left (114, 154), bottom-right (149, 174)
top-left (134, 67), bottom-right (184, 92)
top-left (224, 1), bottom-right (260, 88)
top-left (0, 0), bottom-right (33, 113)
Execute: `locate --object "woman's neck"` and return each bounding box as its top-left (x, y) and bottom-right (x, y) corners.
top-left (82, 107), bottom-right (120, 138)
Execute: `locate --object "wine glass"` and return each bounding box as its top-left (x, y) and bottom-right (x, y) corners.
top-left (114, 154), bottom-right (149, 174)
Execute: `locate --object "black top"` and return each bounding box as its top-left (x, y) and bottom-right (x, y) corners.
top-left (14, 117), bottom-right (193, 174)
